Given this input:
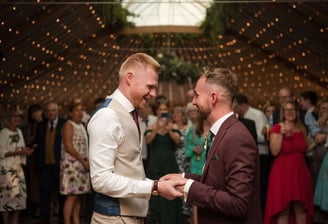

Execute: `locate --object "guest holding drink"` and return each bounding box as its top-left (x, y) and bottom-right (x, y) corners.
top-left (185, 114), bottom-right (210, 175)
top-left (264, 101), bottom-right (313, 224)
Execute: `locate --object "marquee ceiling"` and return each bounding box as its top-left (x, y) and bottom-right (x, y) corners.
top-left (0, 1), bottom-right (327, 115)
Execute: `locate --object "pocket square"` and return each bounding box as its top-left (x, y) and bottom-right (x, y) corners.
top-left (211, 154), bottom-right (219, 160)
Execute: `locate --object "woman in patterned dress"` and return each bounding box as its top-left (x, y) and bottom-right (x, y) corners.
top-left (0, 109), bottom-right (33, 224)
top-left (60, 100), bottom-right (91, 224)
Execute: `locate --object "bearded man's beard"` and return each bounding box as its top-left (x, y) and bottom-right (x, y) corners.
top-left (198, 107), bottom-right (210, 121)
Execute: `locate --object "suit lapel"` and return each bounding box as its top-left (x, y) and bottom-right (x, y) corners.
top-left (201, 115), bottom-right (238, 182)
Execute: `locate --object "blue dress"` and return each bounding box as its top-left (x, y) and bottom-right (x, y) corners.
top-left (314, 149), bottom-right (328, 211)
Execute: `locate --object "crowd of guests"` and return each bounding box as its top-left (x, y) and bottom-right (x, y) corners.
top-left (0, 85), bottom-right (328, 224)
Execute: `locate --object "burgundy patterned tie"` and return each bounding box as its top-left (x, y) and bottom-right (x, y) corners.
top-left (131, 110), bottom-right (141, 139)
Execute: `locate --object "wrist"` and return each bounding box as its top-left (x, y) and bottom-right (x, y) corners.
top-left (152, 180), bottom-right (159, 196)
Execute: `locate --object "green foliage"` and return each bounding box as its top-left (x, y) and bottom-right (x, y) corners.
top-left (155, 51), bottom-right (200, 85)
top-left (98, 0), bottom-right (135, 31)
top-left (200, 3), bottom-right (239, 43)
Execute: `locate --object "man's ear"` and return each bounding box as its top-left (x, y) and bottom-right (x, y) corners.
top-left (126, 72), bottom-right (134, 86)
top-left (211, 91), bottom-right (218, 103)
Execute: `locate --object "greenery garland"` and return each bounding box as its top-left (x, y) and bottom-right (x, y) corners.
top-left (200, 3), bottom-right (239, 43)
top-left (155, 51), bottom-right (201, 85)
top-left (98, 2), bottom-right (239, 83)
top-left (97, 0), bottom-right (135, 31)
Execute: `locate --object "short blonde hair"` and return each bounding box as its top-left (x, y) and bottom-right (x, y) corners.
top-left (119, 53), bottom-right (160, 80)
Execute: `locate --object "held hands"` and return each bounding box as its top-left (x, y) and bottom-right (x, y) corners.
top-left (157, 174), bottom-right (187, 200)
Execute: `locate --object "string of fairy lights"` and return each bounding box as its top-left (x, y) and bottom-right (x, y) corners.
top-left (0, 1), bottom-right (327, 115)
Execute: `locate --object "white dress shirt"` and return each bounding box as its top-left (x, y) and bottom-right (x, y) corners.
top-left (87, 89), bottom-right (152, 199)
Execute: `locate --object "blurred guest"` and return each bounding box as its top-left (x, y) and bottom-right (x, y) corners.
top-left (138, 103), bottom-right (157, 170)
top-left (264, 101), bottom-right (313, 224)
top-left (171, 106), bottom-right (190, 173)
top-left (185, 102), bottom-right (198, 127)
top-left (0, 109), bottom-right (33, 224)
top-left (35, 102), bottom-right (66, 224)
top-left (171, 105), bottom-right (191, 217)
top-left (300, 91), bottom-right (319, 138)
top-left (232, 99), bottom-right (258, 144)
top-left (186, 89), bottom-right (195, 103)
top-left (145, 98), bottom-right (183, 224)
top-left (185, 115), bottom-right (209, 175)
top-left (263, 102), bottom-right (276, 127)
top-left (93, 97), bottom-right (105, 110)
top-left (60, 100), bottom-right (91, 224)
top-left (300, 91), bottom-right (327, 190)
top-left (22, 103), bottom-right (43, 218)
top-left (272, 87), bottom-right (296, 125)
top-left (312, 98), bottom-right (328, 222)
top-left (234, 94), bottom-right (269, 214)
top-left (23, 104), bottom-right (43, 147)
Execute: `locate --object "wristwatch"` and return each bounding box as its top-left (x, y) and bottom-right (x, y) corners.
top-left (152, 180), bottom-right (159, 196)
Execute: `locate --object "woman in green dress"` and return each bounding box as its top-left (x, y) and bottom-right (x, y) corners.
top-left (145, 98), bottom-right (183, 224)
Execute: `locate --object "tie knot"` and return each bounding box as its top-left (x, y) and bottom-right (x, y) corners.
top-left (208, 131), bottom-right (214, 142)
top-left (131, 109), bottom-right (138, 120)
top-left (205, 131), bottom-right (215, 158)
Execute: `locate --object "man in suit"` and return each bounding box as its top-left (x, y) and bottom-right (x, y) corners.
top-left (87, 53), bottom-right (185, 224)
top-left (162, 67), bottom-right (262, 224)
top-left (232, 99), bottom-right (258, 144)
top-left (272, 86), bottom-right (296, 125)
top-left (35, 102), bottom-right (66, 224)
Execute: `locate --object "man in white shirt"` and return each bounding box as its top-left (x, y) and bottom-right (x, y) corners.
top-left (87, 53), bottom-right (185, 224)
top-left (138, 104), bottom-right (157, 170)
top-left (234, 94), bottom-right (269, 214)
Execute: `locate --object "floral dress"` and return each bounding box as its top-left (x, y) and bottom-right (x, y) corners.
top-left (0, 128), bottom-right (27, 211)
top-left (60, 120), bottom-right (91, 195)
top-left (175, 128), bottom-right (188, 173)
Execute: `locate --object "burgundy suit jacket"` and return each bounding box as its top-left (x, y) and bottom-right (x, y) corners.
top-left (185, 115), bottom-right (262, 224)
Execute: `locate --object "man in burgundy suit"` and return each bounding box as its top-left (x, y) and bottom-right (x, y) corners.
top-left (161, 67), bottom-right (262, 223)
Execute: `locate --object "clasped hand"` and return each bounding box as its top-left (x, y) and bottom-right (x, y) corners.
top-left (157, 174), bottom-right (187, 200)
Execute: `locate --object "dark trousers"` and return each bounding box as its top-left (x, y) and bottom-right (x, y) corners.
top-left (39, 164), bottom-right (65, 223)
top-left (260, 154), bottom-right (270, 216)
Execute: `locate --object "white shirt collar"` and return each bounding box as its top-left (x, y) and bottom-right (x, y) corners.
top-left (110, 89), bottom-right (135, 113)
top-left (210, 111), bottom-right (234, 135)
top-left (48, 117), bottom-right (58, 128)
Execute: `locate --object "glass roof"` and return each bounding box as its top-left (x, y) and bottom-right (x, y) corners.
top-left (121, 0), bottom-right (213, 27)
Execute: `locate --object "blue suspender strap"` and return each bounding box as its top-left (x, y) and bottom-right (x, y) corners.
top-left (89, 98), bottom-right (112, 118)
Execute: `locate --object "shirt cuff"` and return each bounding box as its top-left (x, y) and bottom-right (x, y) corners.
top-left (183, 179), bottom-right (194, 202)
